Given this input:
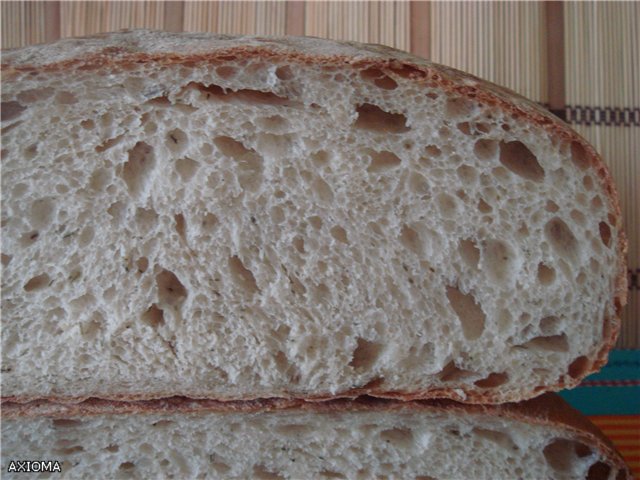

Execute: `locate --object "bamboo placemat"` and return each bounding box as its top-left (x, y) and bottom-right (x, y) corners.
top-left (1, 0), bottom-right (638, 348)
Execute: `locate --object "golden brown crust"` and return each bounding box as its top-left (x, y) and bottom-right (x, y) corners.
top-left (1, 393), bottom-right (631, 477)
top-left (0, 31), bottom-right (627, 405)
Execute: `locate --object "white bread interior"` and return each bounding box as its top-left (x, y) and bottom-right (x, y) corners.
top-left (1, 398), bottom-right (628, 480)
top-left (0, 31), bottom-right (624, 403)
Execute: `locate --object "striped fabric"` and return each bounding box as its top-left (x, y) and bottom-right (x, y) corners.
top-left (589, 416), bottom-right (640, 478)
top-left (560, 350), bottom-right (640, 477)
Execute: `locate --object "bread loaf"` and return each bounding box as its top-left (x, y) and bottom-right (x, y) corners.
top-left (0, 31), bottom-right (626, 404)
top-left (1, 394), bottom-right (631, 479)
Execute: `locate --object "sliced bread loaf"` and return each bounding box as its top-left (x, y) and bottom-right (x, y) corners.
top-left (1, 394), bottom-right (631, 479)
top-left (0, 31), bottom-right (626, 404)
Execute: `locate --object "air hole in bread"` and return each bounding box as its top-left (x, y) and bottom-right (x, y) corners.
top-left (360, 68), bottom-right (398, 90)
top-left (446, 286), bottom-right (485, 341)
top-left (288, 273), bottom-right (307, 295)
top-left (350, 338), bottom-right (382, 370)
top-left (17, 87), bottom-right (54, 103)
top-left (95, 134), bottom-right (124, 153)
top-left (438, 360), bottom-right (477, 382)
top-left (482, 239), bottom-right (517, 284)
top-left (142, 304), bottom-right (164, 328)
top-left (55, 91), bottom-right (77, 105)
top-left (477, 198), bottom-right (492, 213)
top-left (571, 141), bottom-right (591, 170)
top-left (457, 122), bottom-right (472, 136)
top-left (308, 215), bottom-right (323, 230)
top-left (257, 115), bottom-right (289, 133)
top-left (275, 65), bottom-right (294, 80)
top-left (498, 140), bottom-right (544, 182)
top-left (78, 225), bottom-right (94, 248)
top-left (20, 230), bottom-right (39, 247)
top-left (54, 444), bottom-right (84, 455)
top-left (89, 168), bottom-right (111, 191)
top-left (258, 133), bottom-right (292, 159)
top-left (474, 372), bottom-right (508, 388)
top-left (380, 428), bottom-right (414, 449)
top-left (586, 462), bottom-right (612, 480)
top-left (569, 210), bottom-right (586, 227)
top-left (151, 420), bottom-right (174, 428)
top-left (166, 128), bottom-right (188, 155)
top-left (292, 236), bottom-right (305, 254)
top-left (472, 428), bottom-right (518, 451)
top-left (253, 465), bottom-right (284, 480)
top-left (156, 269), bottom-right (188, 306)
top-left (200, 212), bottom-right (218, 233)
top-left (310, 150), bottom-right (330, 168)
top-left (458, 239), bottom-right (480, 270)
top-left (544, 438), bottom-right (593, 472)
top-left (188, 82), bottom-right (292, 106)
top-left (175, 157), bottom-right (199, 182)
top-left (474, 139), bottom-right (497, 160)
top-left (598, 222), bottom-right (612, 247)
top-left (174, 213), bottom-right (186, 241)
top-left (311, 176), bottom-right (334, 203)
top-left (456, 165), bottom-right (478, 184)
top-left (354, 103), bottom-right (410, 134)
top-left (135, 207), bottom-right (159, 234)
top-left (583, 175), bottom-right (595, 191)
top-left (1, 101), bottom-right (26, 122)
top-left (319, 471), bottom-right (346, 479)
top-left (79, 312), bottom-right (102, 340)
top-left (24, 273), bottom-right (50, 292)
top-left (437, 193), bottom-right (458, 218)
top-left (105, 444), bottom-right (119, 453)
top-left (445, 97), bottom-right (475, 118)
top-left (121, 142), bottom-right (155, 197)
top-left (274, 351), bottom-right (291, 374)
top-left (516, 334), bottom-right (569, 352)
top-left (568, 356), bottom-right (590, 379)
top-left (145, 95), bottom-right (171, 107)
top-left (537, 263), bottom-right (555, 285)
top-left (228, 256), bottom-right (259, 295)
top-left (539, 315), bottom-right (561, 334)
top-left (52, 419), bottom-right (82, 428)
top-left (216, 65), bottom-right (237, 79)
top-left (367, 150), bottom-right (402, 172)
top-left (400, 225), bottom-right (423, 255)
top-left (545, 200), bottom-right (560, 213)
top-left (545, 217), bottom-right (579, 264)
top-left (415, 476), bottom-right (437, 480)
top-left (269, 206), bottom-right (284, 224)
top-left (1, 253), bottom-right (11, 266)
top-left (408, 171), bottom-right (429, 195)
top-left (119, 462), bottom-right (135, 471)
top-left (275, 424), bottom-right (313, 437)
top-left (24, 143), bottom-right (38, 160)
top-left (136, 257), bottom-right (149, 273)
top-left (30, 198), bottom-right (55, 229)
top-left (330, 225), bottom-right (348, 244)
top-left (425, 144), bottom-right (442, 158)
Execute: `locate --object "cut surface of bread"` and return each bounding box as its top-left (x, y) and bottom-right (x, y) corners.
top-left (0, 31), bottom-right (626, 403)
top-left (1, 394), bottom-right (631, 480)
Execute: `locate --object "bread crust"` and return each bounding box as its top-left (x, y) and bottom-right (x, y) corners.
top-left (1, 30), bottom-right (627, 405)
top-left (1, 393), bottom-right (631, 478)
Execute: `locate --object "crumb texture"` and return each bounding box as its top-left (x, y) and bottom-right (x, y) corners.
top-left (1, 407), bottom-right (625, 479)
top-left (0, 31), bottom-right (621, 402)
